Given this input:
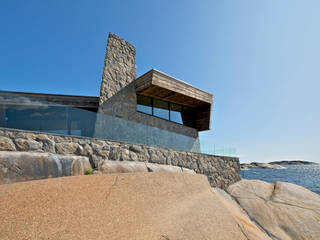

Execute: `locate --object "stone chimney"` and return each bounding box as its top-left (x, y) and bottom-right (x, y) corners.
top-left (99, 33), bottom-right (136, 104)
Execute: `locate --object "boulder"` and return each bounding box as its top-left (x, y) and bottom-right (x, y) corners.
top-left (14, 138), bottom-right (43, 151)
top-left (0, 172), bottom-right (271, 240)
top-left (99, 160), bottom-right (148, 173)
top-left (228, 179), bottom-right (320, 240)
top-left (148, 148), bottom-right (166, 164)
top-left (0, 137), bottom-right (16, 151)
top-left (36, 134), bottom-right (55, 153)
top-left (146, 163), bottom-right (195, 174)
top-left (98, 160), bottom-right (196, 174)
top-left (55, 142), bottom-right (80, 155)
top-left (0, 151), bottom-right (91, 184)
top-left (71, 157), bottom-right (92, 176)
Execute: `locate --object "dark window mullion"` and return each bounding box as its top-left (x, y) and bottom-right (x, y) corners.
top-left (151, 98), bottom-right (154, 116)
top-left (66, 107), bottom-right (71, 135)
top-left (137, 95), bottom-right (184, 125)
top-left (168, 101), bottom-right (171, 121)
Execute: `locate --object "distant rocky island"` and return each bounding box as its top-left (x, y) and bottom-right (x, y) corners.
top-left (269, 160), bottom-right (318, 165)
top-left (241, 160), bottom-right (318, 170)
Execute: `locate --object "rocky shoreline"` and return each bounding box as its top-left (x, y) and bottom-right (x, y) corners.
top-left (226, 179), bottom-right (320, 239)
top-left (240, 162), bottom-right (284, 170)
top-left (241, 160), bottom-right (318, 170)
top-left (269, 160), bottom-right (318, 165)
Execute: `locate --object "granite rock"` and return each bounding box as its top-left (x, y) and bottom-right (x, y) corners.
top-left (228, 179), bottom-right (320, 240)
top-left (240, 162), bottom-right (284, 170)
top-left (0, 137), bottom-right (16, 151)
top-left (0, 151), bottom-right (91, 184)
top-left (71, 156), bottom-right (92, 176)
top-left (55, 142), bottom-right (80, 155)
top-left (99, 160), bottom-right (148, 173)
top-left (14, 138), bottom-right (43, 151)
top-left (0, 173), bottom-right (271, 240)
top-left (212, 187), bottom-right (272, 239)
top-left (98, 160), bottom-right (196, 175)
top-left (0, 128), bottom-right (241, 189)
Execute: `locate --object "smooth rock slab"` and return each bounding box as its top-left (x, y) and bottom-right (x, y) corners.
top-left (98, 160), bottom-right (196, 174)
top-left (228, 179), bottom-right (320, 240)
top-left (146, 162), bottom-right (195, 174)
top-left (0, 151), bottom-right (91, 184)
top-left (0, 173), bottom-right (271, 240)
top-left (212, 188), bottom-right (272, 240)
top-left (99, 160), bottom-right (148, 173)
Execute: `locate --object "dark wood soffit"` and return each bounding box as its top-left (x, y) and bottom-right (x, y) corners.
top-left (137, 85), bottom-right (208, 108)
top-left (135, 69), bottom-right (213, 106)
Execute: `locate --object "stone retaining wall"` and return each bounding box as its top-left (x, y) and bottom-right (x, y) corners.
top-left (0, 128), bottom-right (240, 189)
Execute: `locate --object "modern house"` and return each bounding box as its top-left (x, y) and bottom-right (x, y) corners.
top-left (0, 33), bottom-right (213, 153)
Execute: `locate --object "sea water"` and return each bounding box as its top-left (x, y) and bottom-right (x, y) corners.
top-left (241, 164), bottom-right (320, 195)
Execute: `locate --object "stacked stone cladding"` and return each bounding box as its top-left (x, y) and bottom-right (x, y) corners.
top-left (0, 128), bottom-right (240, 190)
top-left (99, 33), bottom-right (137, 104)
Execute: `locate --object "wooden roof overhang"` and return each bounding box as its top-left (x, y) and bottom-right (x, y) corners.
top-left (135, 69), bottom-right (213, 131)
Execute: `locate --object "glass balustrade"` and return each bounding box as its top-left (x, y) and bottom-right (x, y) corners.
top-left (0, 91), bottom-right (237, 156)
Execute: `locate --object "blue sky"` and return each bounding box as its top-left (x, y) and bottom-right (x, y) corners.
top-left (1, 0), bottom-right (319, 163)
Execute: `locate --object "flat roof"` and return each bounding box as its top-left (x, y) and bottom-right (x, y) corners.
top-left (0, 90), bottom-right (99, 109)
top-left (135, 69), bottom-right (213, 107)
top-left (135, 69), bottom-right (213, 131)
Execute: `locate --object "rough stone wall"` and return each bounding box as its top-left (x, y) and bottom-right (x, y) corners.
top-left (99, 33), bottom-right (137, 104)
top-left (0, 128), bottom-right (240, 189)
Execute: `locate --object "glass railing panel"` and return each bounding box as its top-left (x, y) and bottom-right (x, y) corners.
top-left (200, 143), bottom-right (237, 157)
top-left (0, 91), bottom-right (200, 153)
top-left (0, 91), bottom-right (236, 156)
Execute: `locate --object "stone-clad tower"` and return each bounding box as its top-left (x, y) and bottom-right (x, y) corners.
top-left (97, 33), bottom-right (137, 120)
top-left (98, 33), bottom-right (137, 117)
top-left (94, 33), bottom-right (200, 155)
top-left (94, 33), bottom-right (138, 141)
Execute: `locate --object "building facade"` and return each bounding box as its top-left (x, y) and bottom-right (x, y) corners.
top-left (0, 33), bottom-right (213, 153)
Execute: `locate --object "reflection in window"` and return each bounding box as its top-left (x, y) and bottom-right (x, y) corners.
top-left (136, 94), bottom-right (189, 125)
top-left (153, 99), bottom-right (169, 120)
top-left (69, 107), bottom-right (96, 137)
top-left (5, 106), bottom-right (68, 134)
top-left (2, 104), bottom-right (97, 137)
top-left (170, 103), bottom-right (183, 124)
top-left (137, 95), bottom-right (152, 115)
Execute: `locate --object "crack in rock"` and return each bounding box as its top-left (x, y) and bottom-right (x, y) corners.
top-left (160, 234), bottom-right (170, 240)
top-left (105, 175), bottom-right (119, 201)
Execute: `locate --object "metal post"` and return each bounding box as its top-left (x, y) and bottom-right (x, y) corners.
top-left (0, 104), bottom-right (6, 127)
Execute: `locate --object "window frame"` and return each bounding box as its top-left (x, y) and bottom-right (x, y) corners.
top-left (136, 94), bottom-right (186, 125)
top-left (136, 95), bottom-right (153, 115)
top-left (152, 98), bottom-right (170, 121)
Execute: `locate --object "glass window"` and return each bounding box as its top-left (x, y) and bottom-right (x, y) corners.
top-left (5, 105), bottom-right (68, 134)
top-left (69, 107), bottom-right (96, 137)
top-left (181, 106), bottom-right (195, 127)
top-left (137, 95), bottom-right (152, 115)
top-left (170, 103), bottom-right (183, 124)
top-left (153, 99), bottom-right (169, 120)
top-left (136, 94), bottom-right (190, 125)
